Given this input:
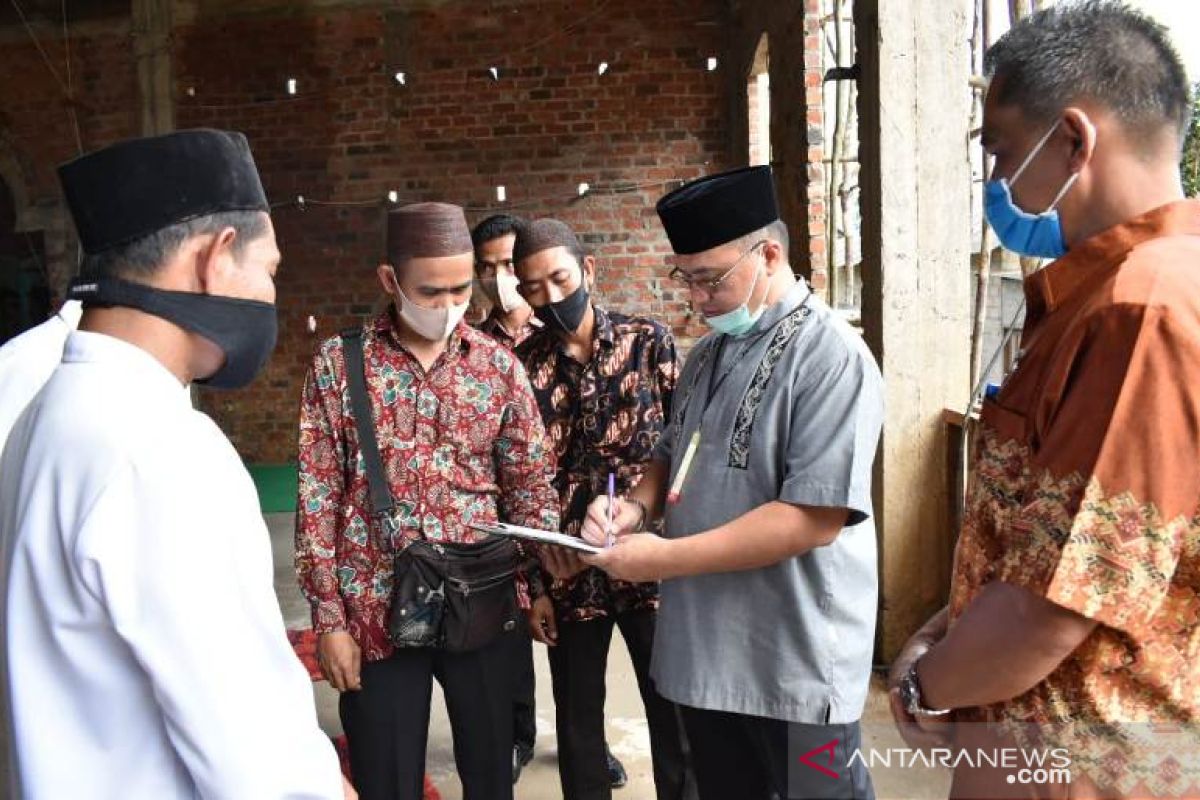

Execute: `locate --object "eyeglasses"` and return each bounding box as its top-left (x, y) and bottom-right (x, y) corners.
top-left (668, 240), bottom-right (768, 293)
top-left (475, 259), bottom-right (514, 277)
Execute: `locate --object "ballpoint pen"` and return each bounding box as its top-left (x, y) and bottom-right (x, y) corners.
top-left (606, 472), bottom-right (616, 549)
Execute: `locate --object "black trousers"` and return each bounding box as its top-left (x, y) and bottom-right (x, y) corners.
top-left (510, 619), bottom-right (537, 750)
top-left (340, 635), bottom-right (515, 800)
top-left (548, 608), bottom-right (692, 800)
top-left (679, 704), bottom-right (875, 800)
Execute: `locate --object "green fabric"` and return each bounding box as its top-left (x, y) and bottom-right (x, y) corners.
top-left (247, 464), bottom-right (298, 513)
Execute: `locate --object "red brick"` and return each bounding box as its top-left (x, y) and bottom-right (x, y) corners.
top-left (0, 0), bottom-right (833, 462)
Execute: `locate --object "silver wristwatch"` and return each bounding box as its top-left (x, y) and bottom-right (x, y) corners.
top-left (898, 662), bottom-right (952, 717)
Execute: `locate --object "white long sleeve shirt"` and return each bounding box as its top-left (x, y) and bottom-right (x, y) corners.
top-left (0, 301), bottom-right (82, 458)
top-left (0, 330), bottom-right (343, 799)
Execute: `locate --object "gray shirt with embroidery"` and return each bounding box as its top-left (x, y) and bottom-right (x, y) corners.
top-left (650, 280), bottom-right (883, 725)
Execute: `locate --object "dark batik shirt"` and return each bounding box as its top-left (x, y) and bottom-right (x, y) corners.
top-left (516, 305), bottom-right (679, 622)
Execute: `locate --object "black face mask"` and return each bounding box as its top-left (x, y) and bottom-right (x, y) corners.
top-left (68, 277), bottom-right (278, 390)
top-left (533, 283), bottom-right (590, 334)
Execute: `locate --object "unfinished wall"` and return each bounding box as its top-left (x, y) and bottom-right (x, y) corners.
top-left (0, 0), bottom-right (732, 461)
top-left (0, 14), bottom-right (136, 300)
top-left (171, 0), bottom-right (730, 460)
top-left (725, 0), bottom-right (826, 293)
top-left (0, 0), bottom-right (833, 465)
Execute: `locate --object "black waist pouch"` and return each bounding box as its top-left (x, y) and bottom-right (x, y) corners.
top-left (389, 536), bottom-right (519, 653)
top-left (342, 329), bottom-right (521, 654)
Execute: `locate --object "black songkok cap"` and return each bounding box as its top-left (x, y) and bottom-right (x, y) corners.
top-left (387, 202), bottom-right (474, 262)
top-left (58, 129), bottom-right (269, 255)
top-left (655, 165), bottom-right (780, 255)
top-left (512, 218), bottom-right (583, 263)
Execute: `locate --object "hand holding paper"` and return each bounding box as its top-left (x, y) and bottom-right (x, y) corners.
top-left (582, 532), bottom-right (679, 583)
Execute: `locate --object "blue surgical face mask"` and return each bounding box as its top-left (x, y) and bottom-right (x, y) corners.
top-left (704, 262), bottom-right (765, 337)
top-left (984, 121), bottom-right (1080, 260)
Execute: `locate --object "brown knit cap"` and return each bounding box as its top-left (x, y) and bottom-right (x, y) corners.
top-left (386, 202), bottom-right (473, 262)
top-left (512, 217), bottom-right (584, 263)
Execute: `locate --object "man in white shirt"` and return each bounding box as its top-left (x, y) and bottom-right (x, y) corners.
top-left (0, 300), bottom-right (81, 454)
top-left (0, 129), bottom-right (353, 799)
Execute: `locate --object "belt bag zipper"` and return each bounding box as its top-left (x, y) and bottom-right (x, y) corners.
top-left (449, 570), bottom-right (517, 597)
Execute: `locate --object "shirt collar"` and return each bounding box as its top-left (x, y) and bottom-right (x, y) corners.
top-left (542, 303), bottom-right (613, 358)
top-left (592, 305), bottom-right (616, 349)
top-left (744, 279), bottom-right (812, 337)
top-left (478, 312), bottom-right (512, 344)
top-left (1024, 199), bottom-right (1200, 322)
top-left (482, 309), bottom-right (540, 341)
top-left (62, 330), bottom-right (192, 403)
top-left (57, 300), bottom-right (83, 329)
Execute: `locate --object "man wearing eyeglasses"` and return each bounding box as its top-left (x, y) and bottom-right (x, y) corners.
top-left (578, 166), bottom-right (884, 800)
top-left (472, 214), bottom-right (541, 350)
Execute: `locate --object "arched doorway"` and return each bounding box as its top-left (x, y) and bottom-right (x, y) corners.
top-left (747, 33), bottom-right (770, 166)
top-left (0, 177), bottom-right (50, 346)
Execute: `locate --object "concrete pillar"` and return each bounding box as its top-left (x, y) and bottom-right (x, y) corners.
top-left (855, 0), bottom-right (973, 660)
top-left (132, 0), bottom-right (174, 136)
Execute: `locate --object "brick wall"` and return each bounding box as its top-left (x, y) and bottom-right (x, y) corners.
top-left (725, 0), bottom-right (827, 293)
top-left (0, 17), bottom-right (136, 298)
top-left (1, 0), bottom-right (824, 465)
top-left (174, 0), bottom-right (732, 461)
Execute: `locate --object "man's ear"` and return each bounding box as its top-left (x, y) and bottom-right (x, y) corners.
top-left (761, 239), bottom-right (787, 276)
top-left (581, 254), bottom-right (596, 289)
top-left (1061, 107), bottom-right (1097, 174)
top-left (377, 263), bottom-right (397, 296)
top-left (196, 226), bottom-right (239, 292)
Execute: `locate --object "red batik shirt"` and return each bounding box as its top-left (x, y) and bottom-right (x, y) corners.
top-left (475, 310), bottom-right (541, 351)
top-left (949, 201), bottom-right (1200, 797)
top-left (296, 311), bottom-right (560, 662)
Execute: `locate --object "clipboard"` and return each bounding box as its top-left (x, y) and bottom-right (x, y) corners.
top-left (469, 521), bottom-right (602, 554)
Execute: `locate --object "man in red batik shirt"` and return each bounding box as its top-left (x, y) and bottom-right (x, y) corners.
top-left (296, 202), bottom-right (559, 800)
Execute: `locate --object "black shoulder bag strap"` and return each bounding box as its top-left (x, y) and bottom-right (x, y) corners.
top-left (341, 329), bottom-right (399, 541)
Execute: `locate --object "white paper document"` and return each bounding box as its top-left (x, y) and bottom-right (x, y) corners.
top-left (468, 521), bottom-right (602, 554)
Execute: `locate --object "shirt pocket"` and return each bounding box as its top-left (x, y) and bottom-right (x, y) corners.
top-left (972, 401), bottom-right (1036, 564)
top-left (979, 396), bottom-right (1027, 443)
top-left (437, 400), bottom-right (501, 494)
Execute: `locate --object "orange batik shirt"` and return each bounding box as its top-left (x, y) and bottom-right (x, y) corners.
top-left (949, 201), bottom-right (1200, 797)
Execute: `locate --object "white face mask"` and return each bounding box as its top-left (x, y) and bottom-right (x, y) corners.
top-left (395, 285), bottom-right (469, 342)
top-left (481, 272), bottom-right (527, 314)
top-left (496, 272), bottom-right (526, 314)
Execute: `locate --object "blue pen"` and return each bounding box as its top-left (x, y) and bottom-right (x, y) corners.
top-left (606, 472), bottom-right (616, 549)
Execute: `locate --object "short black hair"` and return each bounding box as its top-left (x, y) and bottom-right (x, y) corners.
top-left (511, 218), bottom-right (588, 268)
top-left (735, 220), bottom-right (790, 255)
top-left (79, 210), bottom-right (269, 280)
top-left (470, 214), bottom-right (524, 251)
top-left (985, 0), bottom-right (1192, 148)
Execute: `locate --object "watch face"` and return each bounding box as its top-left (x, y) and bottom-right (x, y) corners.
top-left (899, 673), bottom-right (919, 713)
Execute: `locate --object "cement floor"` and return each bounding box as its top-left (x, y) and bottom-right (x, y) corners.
top-left (267, 513), bottom-right (950, 800)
